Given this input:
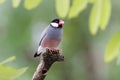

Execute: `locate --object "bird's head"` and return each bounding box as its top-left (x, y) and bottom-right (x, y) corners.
top-left (50, 19), bottom-right (64, 28)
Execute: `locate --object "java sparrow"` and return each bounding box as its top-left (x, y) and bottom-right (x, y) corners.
top-left (34, 19), bottom-right (64, 57)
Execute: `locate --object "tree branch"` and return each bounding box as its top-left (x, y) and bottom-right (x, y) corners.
top-left (32, 48), bottom-right (64, 80)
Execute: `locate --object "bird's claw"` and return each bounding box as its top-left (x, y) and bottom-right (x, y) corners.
top-left (45, 47), bottom-right (62, 55)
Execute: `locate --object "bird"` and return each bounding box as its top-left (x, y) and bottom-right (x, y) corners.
top-left (34, 19), bottom-right (64, 57)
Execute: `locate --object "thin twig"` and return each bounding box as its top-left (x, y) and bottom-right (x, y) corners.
top-left (32, 48), bottom-right (64, 80)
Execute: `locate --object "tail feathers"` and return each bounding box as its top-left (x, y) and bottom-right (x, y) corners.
top-left (34, 52), bottom-right (41, 57)
top-left (34, 46), bottom-right (44, 57)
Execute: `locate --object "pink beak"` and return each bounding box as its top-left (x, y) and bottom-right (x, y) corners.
top-left (59, 20), bottom-right (64, 25)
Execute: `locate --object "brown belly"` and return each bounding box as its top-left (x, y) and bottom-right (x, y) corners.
top-left (41, 37), bottom-right (61, 48)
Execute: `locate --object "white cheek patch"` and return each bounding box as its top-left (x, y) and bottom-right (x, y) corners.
top-left (50, 23), bottom-right (58, 27)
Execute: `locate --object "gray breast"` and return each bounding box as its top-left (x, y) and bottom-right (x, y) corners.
top-left (46, 26), bottom-right (62, 40)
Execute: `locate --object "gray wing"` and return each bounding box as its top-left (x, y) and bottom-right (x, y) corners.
top-left (39, 27), bottom-right (48, 45)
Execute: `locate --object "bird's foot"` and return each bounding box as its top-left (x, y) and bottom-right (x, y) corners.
top-left (45, 47), bottom-right (62, 54)
top-left (46, 47), bottom-right (53, 51)
top-left (55, 48), bottom-right (62, 53)
top-left (45, 47), bottom-right (54, 55)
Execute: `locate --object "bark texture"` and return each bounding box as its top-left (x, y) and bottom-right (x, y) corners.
top-left (32, 48), bottom-right (64, 80)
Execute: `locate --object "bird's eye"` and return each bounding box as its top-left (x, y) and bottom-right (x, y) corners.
top-left (55, 20), bottom-right (59, 23)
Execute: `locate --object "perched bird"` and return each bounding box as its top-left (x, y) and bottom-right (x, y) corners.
top-left (34, 19), bottom-right (64, 57)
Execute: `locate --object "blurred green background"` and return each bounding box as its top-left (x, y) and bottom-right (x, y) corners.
top-left (0, 0), bottom-right (120, 80)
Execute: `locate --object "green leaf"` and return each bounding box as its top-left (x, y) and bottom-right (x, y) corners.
top-left (105, 31), bottom-right (120, 63)
top-left (12, 0), bottom-right (21, 8)
top-left (0, 0), bottom-right (5, 4)
top-left (55, 0), bottom-right (70, 18)
top-left (0, 57), bottom-right (28, 80)
top-left (99, 0), bottom-right (111, 30)
top-left (0, 65), bottom-right (16, 80)
top-left (11, 67), bottom-right (28, 80)
top-left (89, 0), bottom-right (102, 35)
top-left (68, 0), bottom-right (88, 19)
top-left (88, 0), bottom-right (94, 3)
top-left (0, 65), bottom-right (28, 80)
top-left (24, 0), bottom-right (42, 10)
top-left (0, 56), bottom-right (16, 65)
